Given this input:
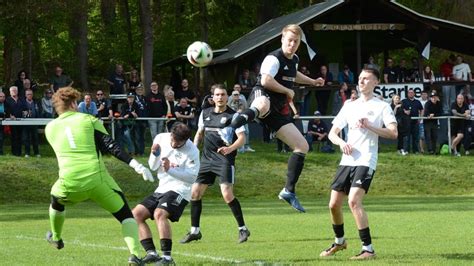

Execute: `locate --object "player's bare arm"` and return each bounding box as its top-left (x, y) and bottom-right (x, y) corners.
top-left (193, 128), bottom-right (204, 146)
top-left (217, 131), bottom-right (245, 155)
top-left (329, 125), bottom-right (353, 155)
top-left (359, 119), bottom-right (398, 139)
top-left (295, 71), bottom-right (325, 87)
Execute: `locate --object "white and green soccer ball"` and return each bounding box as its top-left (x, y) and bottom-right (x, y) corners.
top-left (186, 41), bottom-right (213, 67)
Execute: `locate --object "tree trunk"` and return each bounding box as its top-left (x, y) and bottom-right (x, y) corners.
top-left (120, 0), bottom-right (134, 60)
top-left (138, 0), bottom-right (154, 92)
top-left (256, 0), bottom-right (278, 25)
top-left (101, 0), bottom-right (116, 27)
top-left (198, 0), bottom-right (209, 94)
top-left (69, 0), bottom-right (89, 91)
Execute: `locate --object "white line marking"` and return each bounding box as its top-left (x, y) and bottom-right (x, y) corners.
top-left (14, 235), bottom-right (274, 264)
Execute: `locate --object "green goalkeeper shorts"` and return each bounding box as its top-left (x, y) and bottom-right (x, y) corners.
top-left (51, 176), bottom-right (125, 214)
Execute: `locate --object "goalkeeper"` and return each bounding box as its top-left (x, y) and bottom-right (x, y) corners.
top-left (45, 87), bottom-right (154, 265)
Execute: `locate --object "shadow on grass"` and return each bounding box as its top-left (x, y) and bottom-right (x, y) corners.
top-left (440, 253), bottom-right (474, 261)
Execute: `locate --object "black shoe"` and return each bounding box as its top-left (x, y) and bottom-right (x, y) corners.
top-left (142, 251), bottom-right (160, 264)
top-left (238, 229), bottom-right (250, 243)
top-left (180, 231), bottom-right (202, 244)
top-left (156, 257), bottom-right (175, 265)
top-left (230, 113), bottom-right (249, 128)
top-left (46, 231), bottom-right (64, 250)
top-left (128, 254), bottom-right (142, 265)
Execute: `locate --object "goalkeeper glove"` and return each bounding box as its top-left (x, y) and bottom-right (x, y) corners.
top-left (129, 159), bottom-right (154, 182)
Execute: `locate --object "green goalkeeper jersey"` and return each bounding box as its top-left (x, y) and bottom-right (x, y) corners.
top-left (46, 111), bottom-right (112, 192)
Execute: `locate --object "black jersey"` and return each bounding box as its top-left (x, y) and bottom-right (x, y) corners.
top-left (256, 48), bottom-right (298, 115)
top-left (199, 107), bottom-right (238, 165)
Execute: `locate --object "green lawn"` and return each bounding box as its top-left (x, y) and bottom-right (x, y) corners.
top-left (0, 141), bottom-right (473, 264)
top-left (1, 197), bottom-right (473, 265)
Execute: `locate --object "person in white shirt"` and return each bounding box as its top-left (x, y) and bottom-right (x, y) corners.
top-left (452, 55), bottom-right (473, 82)
top-left (319, 68), bottom-right (397, 260)
top-left (132, 122), bottom-right (200, 265)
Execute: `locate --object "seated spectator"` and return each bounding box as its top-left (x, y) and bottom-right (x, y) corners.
top-left (423, 91), bottom-right (442, 154)
top-left (95, 90), bottom-right (113, 119)
top-left (0, 91), bottom-right (6, 155)
top-left (452, 55), bottom-right (473, 82)
top-left (450, 94), bottom-right (470, 156)
top-left (22, 89), bottom-right (42, 157)
top-left (422, 65), bottom-right (435, 84)
top-left (49, 66), bottom-right (73, 92)
top-left (440, 54), bottom-right (455, 79)
top-left (383, 58), bottom-right (397, 83)
top-left (396, 59), bottom-right (410, 82)
top-left (391, 94), bottom-right (410, 155)
top-left (120, 93), bottom-right (139, 155)
top-left (305, 111), bottom-right (332, 152)
top-left (78, 93), bottom-right (98, 116)
top-left (41, 89), bottom-right (54, 118)
top-left (174, 98), bottom-right (194, 127)
top-left (127, 68), bottom-right (141, 94)
top-left (315, 65), bottom-right (333, 115)
top-left (337, 65), bottom-right (354, 84)
top-left (228, 90), bottom-right (255, 153)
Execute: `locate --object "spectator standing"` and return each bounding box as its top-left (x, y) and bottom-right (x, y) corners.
top-left (14, 70), bottom-right (28, 97)
top-left (408, 57), bottom-right (420, 82)
top-left (392, 95), bottom-right (410, 155)
top-left (332, 82), bottom-right (349, 116)
top-left (107, 64), bottom-right (126, 95)
top-left (165, 89), bottom-right (177, 131)
top-left (396, 59), bottom-right (410, 82)
top-left (423, 91), bottom-right (442, 154)
top-left (383, 58), bottom-right (397, 83)
top-left (440, 54), bottom-right (456, 79)
top-left (95, 90), bottom-right (113, 119)
top-left (134, 86), bottom-right (147, 156)
top-left (315, 65), bottom-right (333, 115)
top-left (337, 65), bottom-right (354, 84)
top-left (299, 65), bottom-right (312, 116)
top-left (402, 89), bottom-right (423, 153)
top-left (452, 55), bottom-right (473, 83)
top-left (451, 94), bottom-right (470, 156)
top-left (22, 79), bottom-right (37, 95)
top-left (238, 69), bottom-right (254, 93)
top-left (77, 93), bottom-right (98, 116)
top-left (0, 92), bottom-right (6, 155)
top-left (175, 79), bottom-right (197, 106)
top-left (146, 81), bottom-right (167, 140)
top-left (5, 86), bottom-right (24, 156)
top-left (422, 66), bottom-right (435, 84)
top-left (305, 111), bottom-right (331, 152)
top-left (418, 90), bottom-right (429, 153)
top-left (41, 89), bottom-right (54, 118)
top-left (365, 56), bottom-right (380, 71)
top-left (120, 93), bottom-right (139, 155)
top-left (228, 90), bottom-right (255, 153)
top-left (461, 86), bottom-right (474, 155)
top-left (127, 68), bottom-right (141, 95)
top-left (22, 89), bottom-right (42, 157)
top-left (49, 66), bottom-right (73, 92)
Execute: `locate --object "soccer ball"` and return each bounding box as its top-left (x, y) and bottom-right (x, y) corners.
top-left (186, 41), bottom-right (213, 67)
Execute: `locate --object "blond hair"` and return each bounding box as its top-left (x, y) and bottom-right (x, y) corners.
top-left (52, 87), bottom-right (81, 114)
top-left (282, 24), bottom-right (303, 38)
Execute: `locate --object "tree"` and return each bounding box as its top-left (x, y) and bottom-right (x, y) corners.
top-left (68, 0), bottom-right (89, 90)
top-left (138, 0), bottom-right (154, 91)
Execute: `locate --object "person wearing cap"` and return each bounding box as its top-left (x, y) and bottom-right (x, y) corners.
top-left (305, 111), bottom-right (331, 152)
top-left (423, 91), bottom-right (442, 154)
top-left (42, 89), bottom-right (54, 118)
top-left (120, 92), bottom-right (139, 155)
top-left (77, 93), bottom-right (98, 116)
top-left (321, 68), bottom-right (397, 260)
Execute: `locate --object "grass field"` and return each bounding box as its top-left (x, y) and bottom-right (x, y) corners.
top-left (0, 141), bottom-right (473, 264)
top-left (1, 197), bottom-right (473, 265)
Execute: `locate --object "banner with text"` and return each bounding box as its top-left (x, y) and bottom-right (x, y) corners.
top-left (373, 83), bottom-right (424, 101)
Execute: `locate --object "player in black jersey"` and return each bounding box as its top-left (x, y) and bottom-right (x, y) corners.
top-left (231, 24), bottom-right (324, 212)
top-left (180, 84), bottom-right (251, 244)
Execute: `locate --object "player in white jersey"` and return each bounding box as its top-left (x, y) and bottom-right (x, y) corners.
top-left (132, 122), bottom-right (200, 265)
top-left (319, 68), bottom-right (397, 260)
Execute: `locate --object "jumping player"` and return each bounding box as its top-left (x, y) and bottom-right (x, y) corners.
top-left (319, 68), bottom-right (397, 259)
top-left (45, 87), bottom-right (153, 265)
top-left (231, 24), bottom-right (324, 212)
top-left (180, 84), bottom-right (250, 244)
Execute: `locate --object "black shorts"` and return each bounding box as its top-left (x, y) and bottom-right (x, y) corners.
top-left (451, 120), bottom-right (466, 135)
top-left (196, 161), bottom-right (235, 185)
top-left (139, 191), bottom-right (188, 222)
top-left (331, 166), bottom-right (375, 194)
top-left (248, 86), bottom-right (293, 132)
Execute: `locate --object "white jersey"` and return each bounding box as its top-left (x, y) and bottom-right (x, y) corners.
top-left (332, 97), bottom-right (396, 170)
top-left (452, 63), bottom-right (471, 81)
top-left (148, 133), bottom-right (200, 201)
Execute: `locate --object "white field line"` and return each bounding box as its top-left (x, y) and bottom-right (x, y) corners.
top-left (14, 234), bottom-right (275, 265)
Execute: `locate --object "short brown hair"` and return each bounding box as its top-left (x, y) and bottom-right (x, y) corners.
top-left (53, 87), bottom-right (81, 114)
top-left (170, 122), bottom-right (191, 142)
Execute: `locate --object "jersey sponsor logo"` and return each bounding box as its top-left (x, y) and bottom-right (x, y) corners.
top-left (282, 76), bottom-right (296, 82)
top-left (220, 117), bottom-right (228, 124)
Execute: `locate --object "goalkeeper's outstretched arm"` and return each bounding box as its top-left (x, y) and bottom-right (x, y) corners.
top-left (95, 130), bottom-right (132, 163)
